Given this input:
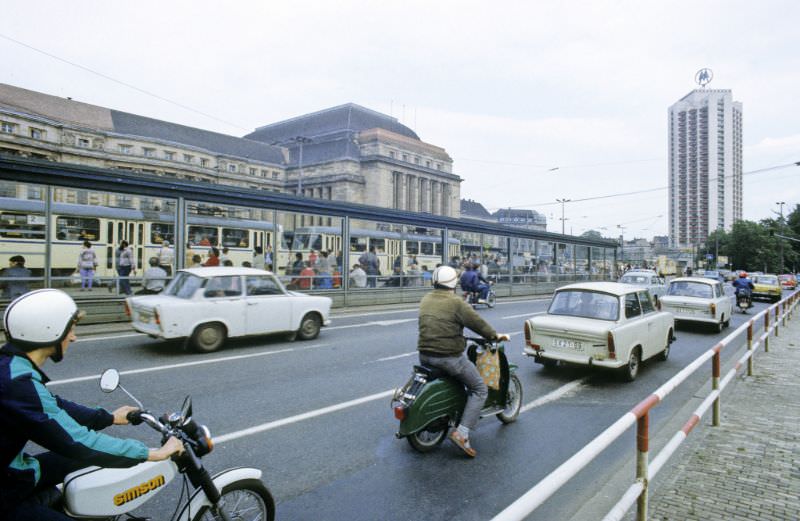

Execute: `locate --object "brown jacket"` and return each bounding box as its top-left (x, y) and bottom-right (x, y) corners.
top-left (417, 289), bottom-right (498, 357)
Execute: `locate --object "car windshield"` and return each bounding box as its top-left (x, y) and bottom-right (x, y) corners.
top-left (164, 272), bottom-right (205, 299)
top-left (756, 276), bottom-right (778, 285)
top-left (668, 281), bottom-right (712, 298)
top-left (620, 275), bottom-right (649, 285)
top-left (548, 290), bottom-right (619, 321)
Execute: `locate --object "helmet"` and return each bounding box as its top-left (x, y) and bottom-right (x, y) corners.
top-left (432, 266), bottom-right (458, 289)
top-left (3, 289), bottom-right (82, 360)
top-left (740, 272), bottom-right (748, 278)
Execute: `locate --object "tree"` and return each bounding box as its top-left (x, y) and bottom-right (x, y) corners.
top-left (580, 230), bottom-right (605, 240)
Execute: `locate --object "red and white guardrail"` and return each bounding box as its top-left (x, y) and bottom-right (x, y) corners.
top-left (492, 291), bottom-right (799, 521)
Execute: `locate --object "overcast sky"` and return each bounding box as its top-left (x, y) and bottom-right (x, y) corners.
top-left (2, 1), bottom-right (798, 240)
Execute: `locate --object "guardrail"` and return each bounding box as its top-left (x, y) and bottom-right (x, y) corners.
top-left (492, 291), bottom-right (799, 521)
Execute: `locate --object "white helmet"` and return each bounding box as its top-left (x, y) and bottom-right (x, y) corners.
top-left (432, 266), bottom-right (458, 289)
top-left (4, 289), bottom-right (82, 358)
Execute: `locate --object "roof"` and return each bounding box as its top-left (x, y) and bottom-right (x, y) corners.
top-left (460, 199), bottom-right (492, 219)
top-left (245, 103), bottom-right (420, 144)
top-left (555, 281), bottom-right (642, 296)
top-left (669, 277), bottom-right (716, 284)
top-left (179, 266), bottom-right (274, 277)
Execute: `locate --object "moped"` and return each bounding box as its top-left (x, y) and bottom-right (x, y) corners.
top-left (391, 337), bottom-right (522, 453)
top-left (736, 289), bottom-right (753, 313)
top-left (58, 369), bottom-right (275, 521)
top-left (463, 281), bottom-right (497, 309)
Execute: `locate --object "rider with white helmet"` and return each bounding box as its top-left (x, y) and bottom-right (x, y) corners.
top-left (417, 266), bottom-right (509, 457)
top-left (0, 289), bottom-right (183, 521)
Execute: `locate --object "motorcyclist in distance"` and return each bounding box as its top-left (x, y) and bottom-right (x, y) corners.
top-left (732, 271), bottom-right (755, 296)
top-left (0, 289), bottom-right (184, 521)
top-left (459, 262), bottom-right (490, 304)
top-left (417, 266), bottom-right (510, 457)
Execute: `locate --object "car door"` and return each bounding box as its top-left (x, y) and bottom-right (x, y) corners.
top-left (637, 290), bottom-right (661, 358)
top-left (244, 274), bottom-right (293, 335)
top-left (713, 282), bottom-right (732, 320)
top-left (201, 275), bottom-right (247, 337)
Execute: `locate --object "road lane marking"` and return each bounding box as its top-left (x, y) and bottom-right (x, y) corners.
top-left (327, 318), bottom-right (417, 330)
top-left (502, 312), bottom-right (545, 320)
top-left (76, 333), bottom-right (147, 343)
top-left (47, 345), bottom-right (323, 386)
top-left (214, 389), bottom-right (396, 444)
top-left (371, 351), bottom-right (418, 362)
top-left (520, 378), bottom-right (587, 413)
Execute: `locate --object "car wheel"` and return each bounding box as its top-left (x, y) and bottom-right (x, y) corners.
top-left (296, 313), bottom-right (321, 340)
top-left (716, 319), bottom-right (724, 333)
top-left (190, 322), bottom-right (227, 353)
top-left (723, 315), bottom-right (730, 328)
top-left (657, 330), bottom-right (672, 361)
top-left (621, 347), bottom-right (641, 382)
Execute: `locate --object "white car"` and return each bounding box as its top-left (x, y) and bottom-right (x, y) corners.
top-left (523, 282), bottom-right (675, 381)
top-left (618, 272), bottom-right (667, 302)
top-left (658, 277), bottom-right (732, 333)
top-left (126, 267), bottom-right (332, 352)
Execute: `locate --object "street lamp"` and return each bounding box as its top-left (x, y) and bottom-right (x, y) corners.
top-left (617, 224), bottom-right (626, 270)
top-left (556, 198), bottom-right (571, 235)
top-left (289, 136), bottom-right (313, 196)
top-left (776, 201), bottom-right (786, 272)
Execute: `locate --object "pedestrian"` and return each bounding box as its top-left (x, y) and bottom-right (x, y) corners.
top-left (421, 265), bottom-right (432, 286)
top-left (308, 250), bottom-right (318, 269)
top-left (298, 262), bottom-right (315, 290)
top-left (349, 264), bottom-right (367, 288)
top-left (137, 257), bottom-right (167, 295)
top-left (157, 240), bottom-right (174, 276)
top-left (291, 252), bottom-right (304, 276)
top-left (1, 255), bottom-right (31, 299)
top-left (115, 240), bottom-right (136, 296)
top-left (203, 247), bottom-right (220, 267)
top-left (190, 254), bottom-right (203, 268)
top-left (77, 241), bottom-right (97, 291)
top-left (219, 247), bottom-right (230, 265)
top-left (358, 246), bottom-right (380, 288)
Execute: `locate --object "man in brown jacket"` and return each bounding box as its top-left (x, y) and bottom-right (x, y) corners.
top-left (417, 266), bottom-right (509, 457)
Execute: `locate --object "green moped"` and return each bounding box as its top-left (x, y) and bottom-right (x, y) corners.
top-left (391, 337), bottom-right (523, 453)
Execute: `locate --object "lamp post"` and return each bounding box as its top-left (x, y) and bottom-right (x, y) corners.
top-left (290, 136), bottom-right (313, 196)
top-left (556, 198), bottom-right (571, 235)
top-left (617, 224), bottom-right (626, 271)
top-left (776, 201), bottom-right (786, 273)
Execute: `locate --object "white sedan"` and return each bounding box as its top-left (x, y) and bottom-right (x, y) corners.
top-left (659, 277), bottom-right (732, 333)
top-left (523, 282), bottom-right (675, 381)
top-left (126, 267), bottom-right (332, 352)
top-left (618, 271), bottom-right (667, 302)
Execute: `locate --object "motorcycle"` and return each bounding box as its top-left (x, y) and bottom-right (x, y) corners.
top-left (391, 337), bottom-right (522, 453)
top-left (58, 369), bottom-right (275, 521)
top-left (736, 288), bottom-right (753, 313)
top-left (464, 281), bottom-right (496, 308)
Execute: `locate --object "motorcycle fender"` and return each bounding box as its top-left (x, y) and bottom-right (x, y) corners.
top-left (398, 378), bottom-right (465, 437)
top-left (176, 467), bottom-right (263, 521)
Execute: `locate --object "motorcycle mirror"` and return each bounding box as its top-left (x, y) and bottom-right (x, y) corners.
top-left (180, 395), bottom-right (193, 423)
top-left (99, 369), bottom-right (120, 393)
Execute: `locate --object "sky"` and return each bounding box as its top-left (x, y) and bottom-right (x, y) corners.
top-left (2, 1), bottom-right (798, 241)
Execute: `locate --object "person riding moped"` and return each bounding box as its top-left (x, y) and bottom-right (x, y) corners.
top-left (459, 262), bottom-right (490, 305)
top-left (418, 266), bottom-right (510, 457)
top-left (732, 272), bottom-right (755, 299)
top-left (0, 289), bottom-right (184, 521)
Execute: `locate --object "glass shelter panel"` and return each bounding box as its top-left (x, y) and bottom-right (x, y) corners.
top-left (0, 181), bottom-right (47, 298)
top-left (278, 210), bottom-right (342, 291)
top-left (536, 240), bottom-right (555, 281)
top-left (481, 234), bottom-right (510, 284)
top-left (575, 245), bottom-right (589, 280)
top-left (509, 237), bottom-right (536, 283)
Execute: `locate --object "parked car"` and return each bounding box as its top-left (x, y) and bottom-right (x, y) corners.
top-left (523, 282), bottom-right (674, 381)
top-left (752, 274), bottom-right (782, 303)
top-left (618, 271), bottom-right (667, 302)
top-left (778, 274), bottom-right (797, 290)
top-left (659, 277), bottom-right (732, 332)
top-left (126, 267), bottom-right (332, 352)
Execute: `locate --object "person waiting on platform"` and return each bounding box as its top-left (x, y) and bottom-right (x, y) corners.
top-left (137, 257), bottom-right (167, 295)
top-left (1, 256), bottom-right (31, 299)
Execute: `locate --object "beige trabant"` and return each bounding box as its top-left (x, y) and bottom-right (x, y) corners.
top-left (523, 282), bottom-right (675, 381)
top-left (659, 277), bottom-right (733, 333)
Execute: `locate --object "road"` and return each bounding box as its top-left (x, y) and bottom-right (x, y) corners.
top-left (45, 293), bottom-right (777, 520)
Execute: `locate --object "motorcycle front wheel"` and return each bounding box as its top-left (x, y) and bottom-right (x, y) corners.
top-left (191, 478), bottom-right (275, 521)
top-left (407, 421), bottom-right (448, 452)
top-left (496, 374), bottom-right (523, 424)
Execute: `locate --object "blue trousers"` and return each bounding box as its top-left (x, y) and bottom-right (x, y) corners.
top-left (2, 452), bottom-right (88, 520)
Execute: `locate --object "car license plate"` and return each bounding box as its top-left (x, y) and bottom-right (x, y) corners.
top-left (676, 307), bottom-right (695, 314)
top-left (552, 338), bottom-right (583, 351)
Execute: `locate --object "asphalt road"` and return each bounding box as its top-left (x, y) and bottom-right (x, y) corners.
top-left (42, 291), bottom-right (779, 521)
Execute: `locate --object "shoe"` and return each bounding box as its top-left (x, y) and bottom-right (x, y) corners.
top-left (449, 430), bottom-right (476, 457)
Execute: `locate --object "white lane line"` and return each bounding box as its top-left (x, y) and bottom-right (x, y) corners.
top-left (47, 345), bottom-right (322, 386)
top-left (76, 333), bottom-right (147, 343)
top-left (214, 389), bottom-right (396, 444)
top-left (371, 351), bottom-right (418, 363)
top-left (327, 318), bottom-right (417, 330)
top-left (502, 312), bottom-right (545, 320)
top-left (520, 378), bottom-right (587, 413)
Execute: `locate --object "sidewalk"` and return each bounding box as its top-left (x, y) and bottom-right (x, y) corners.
top-left (643, 315), bottom-right (800, 520)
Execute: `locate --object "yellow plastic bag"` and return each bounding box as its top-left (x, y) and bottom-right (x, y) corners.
top-left (476, 348), bottom-right (500, 390)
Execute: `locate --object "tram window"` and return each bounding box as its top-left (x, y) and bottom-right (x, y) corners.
top-left (435, 243), bottom-right (443, 256)
top-left (0, 212), bottom-right (45, 239)
top-left (222, 228), bottom-right (249, 248)
top-left (350, 236), bottom-right (367, 253)
top-left (150, 223), bottom-right (174, 245)
top-left (420, 242), bottom-right (434, 255)
top-left (292, 233), bottom-right (322, 251)
top-left (370, 238), bottom-right (386, 253)
top-left (56, 217), bottom-right (99, 241)
top-left (405, 241), bottom-right (419, 255)
top-left (188, 226), bottom-right (218, 247)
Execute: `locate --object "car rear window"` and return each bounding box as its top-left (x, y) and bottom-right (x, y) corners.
top-left (620, 275), bottom-right (648, 284)
top-left (668, 281), bottom-right (712, 298)
top-left (755, 276), bottom-right (778, 285)
top-left (164, 272), bottom-right (205, 299)
top-left (548, 290), bottom-right (619, 321)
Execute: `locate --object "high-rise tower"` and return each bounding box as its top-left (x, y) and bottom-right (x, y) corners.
top-left (668, 89), bottom-right (743, 248)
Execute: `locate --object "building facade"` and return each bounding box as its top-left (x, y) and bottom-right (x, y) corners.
top-left (668, 89), bottom-right (743, 248)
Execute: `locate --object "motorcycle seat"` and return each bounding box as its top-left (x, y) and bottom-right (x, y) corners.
top-left (413, 364), bottom-right (448, 381)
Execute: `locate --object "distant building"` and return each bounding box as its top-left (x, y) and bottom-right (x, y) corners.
top-left (492, 208), bottom-right (546, 231)
top-left (460, 198), bottom-right (493, 221)
top-left (668, 89), bottom-right (743, 248)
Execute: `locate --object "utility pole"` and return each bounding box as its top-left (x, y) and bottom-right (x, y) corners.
top-left (776, 201), bottom-right (786, 273)
top-left (556, 198), bottom-right (571, 235)
top-left (290, 136), bottom-right (313, 196)
top-left (617, 224), bottom-right (626, 270)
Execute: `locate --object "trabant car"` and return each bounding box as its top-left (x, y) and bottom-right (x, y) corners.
top-left (752, 274), bottom-right (782, 302)
top-left (126, 267), bottom-right (332, 352)
top-left (778, 274), bottom-right (797, 290)
top-left (659, 277), bottom-right (732, 332)
top-left (618, 271), bottom-right (667, 302)
top-left (523, 282), bottom-right (674, 381)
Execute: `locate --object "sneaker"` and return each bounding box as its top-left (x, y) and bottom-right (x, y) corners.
top-left (448, 430), bottom-right (476, 457)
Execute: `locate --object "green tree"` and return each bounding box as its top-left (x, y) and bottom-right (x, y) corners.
top-left (580, 230), bottom-right (605, 240)
top-left (724, 220), bottom-right (777, 272)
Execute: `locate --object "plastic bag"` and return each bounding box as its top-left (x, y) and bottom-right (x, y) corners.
top-left (476, 348), bottom-right (501, 390)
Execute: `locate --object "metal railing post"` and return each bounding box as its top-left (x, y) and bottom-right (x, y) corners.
top-left (782, 300), bottom-right (787, 326)
top-left (774, 306), bottom-right (780, 337)
top-left (764, 312), bottom-right (770, 352)
top-left (712, 348), bottom-right (721, 426)
top-left (636, 413), bottom-right (649, 521)
top-left (746, 322), bottom-right (754, 376)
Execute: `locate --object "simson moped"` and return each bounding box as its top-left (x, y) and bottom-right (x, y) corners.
top-left (391, 337), bottom-right (522, 453)
top-left (57, 369), bottom-right (275, 521)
